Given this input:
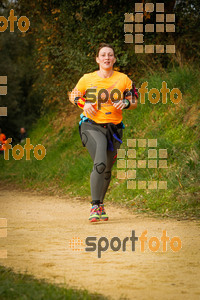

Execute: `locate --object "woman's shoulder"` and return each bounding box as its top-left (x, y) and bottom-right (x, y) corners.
top-left (113, 70), bottom-right (131, 80)
top-left (82, 71), bottom-right (97, 79)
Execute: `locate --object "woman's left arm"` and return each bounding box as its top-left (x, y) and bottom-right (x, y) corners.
top-left (113, 76), bottom-right (138, 110)
top-left (113, 96), bottom-right (137, 110)
top-left (124, 78), bottom-right (138, 110)
top-left (125, 95), bottom-right (137, 110)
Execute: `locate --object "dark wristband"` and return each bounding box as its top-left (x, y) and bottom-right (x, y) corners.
top-left (123, 99), bottom-right (130, 109)
top-left (74, 97), bottom-right (79, 106)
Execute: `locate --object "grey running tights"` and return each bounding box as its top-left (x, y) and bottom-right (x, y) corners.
top-left (80, 122), bottom-right (123, 205)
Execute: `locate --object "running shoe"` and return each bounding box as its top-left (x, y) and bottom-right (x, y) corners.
top-left (89, 205), bottom-right (101, 222)
top-left (99, 203), bottom-right (109, 221)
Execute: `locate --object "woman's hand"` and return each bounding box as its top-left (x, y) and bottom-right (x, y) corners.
top-left (83, 103), bottom-right (97, 118)
top-left (68, 88), bottom-right (83, 105)
top-left (113, 96), bottom-right (137, 110)
top-left (113, 100), bottom-right (127, 110)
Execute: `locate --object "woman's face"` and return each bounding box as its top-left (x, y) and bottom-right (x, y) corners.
top-left (96, 47), bottom-right (116, 70)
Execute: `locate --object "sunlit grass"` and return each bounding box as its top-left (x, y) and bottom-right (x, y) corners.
top-left (0, 266), bottom-right (107, 300)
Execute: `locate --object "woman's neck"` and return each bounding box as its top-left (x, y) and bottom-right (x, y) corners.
top-left (97, 68), bottom-right (114, 78)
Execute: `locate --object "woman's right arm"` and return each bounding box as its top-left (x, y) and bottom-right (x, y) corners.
top-left (68, 75), bottom-right (86, 106)
top-left (68, 88), bottom-right (97, 116)
top-left (68, 88), bottom-right (82, 105)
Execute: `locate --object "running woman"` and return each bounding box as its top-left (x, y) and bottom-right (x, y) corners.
top-left (69, 43), bottom-right (138, 222)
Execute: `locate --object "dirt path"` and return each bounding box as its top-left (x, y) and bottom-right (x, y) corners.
top-left (0, 189), bottom-right (199, 300)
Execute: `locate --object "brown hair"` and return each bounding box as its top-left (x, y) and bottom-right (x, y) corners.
top-left (96, 43), bottom-right (115, 57)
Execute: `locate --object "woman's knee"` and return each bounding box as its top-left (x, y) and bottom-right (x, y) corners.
top-left (104, 171), bottom-right (111, 180)
top-left (81, 132), bottom-right (88, 146)
top-left (94, 162), bottom-right (106, 174)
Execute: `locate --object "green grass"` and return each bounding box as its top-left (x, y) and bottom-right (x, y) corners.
top-left (0, 65), bottom-right (199, 218)
top-left (0, 266), bottom-right (107, 300)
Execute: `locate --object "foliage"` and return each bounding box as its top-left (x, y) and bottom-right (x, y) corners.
top-left (11, 0), bottom-right (200, 111)
top-left (0, 1), bottom-right (43, 141)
